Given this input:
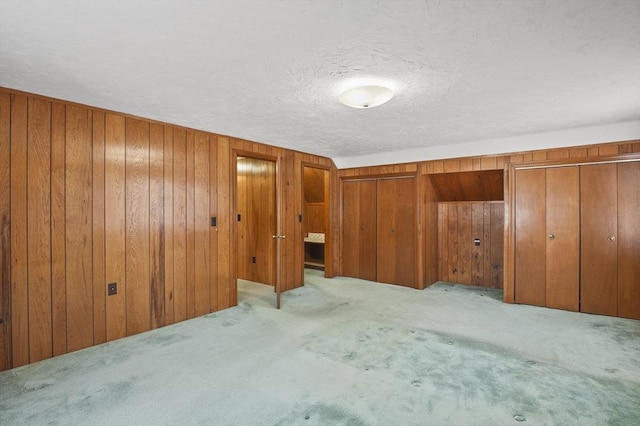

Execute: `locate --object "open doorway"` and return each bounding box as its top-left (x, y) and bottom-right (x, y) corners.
top-left (303, 166), bottom-right (329, 279)
top-left (236, 156), bottom-right (278, 296)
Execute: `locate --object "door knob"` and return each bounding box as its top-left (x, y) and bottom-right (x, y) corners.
top-left (607, 235), bottom-right (616, 242)
top-left (272, 234), bottom-right (286, 239)
top-left (548, 234), bottom-right (555, 240)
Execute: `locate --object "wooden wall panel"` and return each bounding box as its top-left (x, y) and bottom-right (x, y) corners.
top-left (305, 203), bottom-right (325, 233)
top-left (125, 118), bottom-right (150, 335)
top-left (173, 128), bottom-right (187, 322)
top-left (163, 126), bottom-right (175, 324)
top-left (0, 92), bottom-right (11, 371)
top-left (10, 94), bottom-right (28, 367)
top-left (105, 114), bottom-right (126, 342)
top-left (186, 131), bottom-right (196, 319)
top-left (65, 105), bottom-right (94, 351)
top-left (149, 123), bottom-right (165, 328)
top-left (27, 98), bottom-right (52, 362)
top-left (194, 132), bottom-right (211, 317)
top-left (217, 137), bottom-right (232, 310)
top-left (51, 103), bottom-right (67, 356)
top-left (209, 136), bottom-right (218, 312)
top-left (92, 111), bottom-right (106, 345)
top-left (438, 201), bottom-right (504, 288)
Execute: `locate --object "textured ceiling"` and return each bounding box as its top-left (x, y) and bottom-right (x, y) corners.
top-left (1, 0), bottom-right (639, 167)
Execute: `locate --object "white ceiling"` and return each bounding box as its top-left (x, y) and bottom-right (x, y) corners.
top-left (1, 0), bottom-right (639, 168)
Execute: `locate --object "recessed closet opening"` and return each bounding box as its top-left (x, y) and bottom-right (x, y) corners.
top-left (302, 166), bottom-right (329, 276)
top-left (428, 169), bottom-right (505, 289)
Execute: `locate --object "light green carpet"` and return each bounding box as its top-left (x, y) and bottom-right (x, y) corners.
top-left (1, 269), bottom-right (639, 425)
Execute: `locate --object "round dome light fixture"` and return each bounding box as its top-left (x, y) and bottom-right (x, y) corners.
top-left (338, 85), bottom-right (394, 109)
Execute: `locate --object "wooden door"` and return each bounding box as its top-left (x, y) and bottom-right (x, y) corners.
top-left (514, 168), bottom-right (546, 306)
top-left (342, 180), bottom-right (377, 281)
top-left (581, 163), bottom-right (618, 316)
top-left (616, 161), bottom-right (640, 319)
top-left (545, 167), bottom-right (580, 311)
top-left (377, 178), bottom-right (417, 287)
top-left (237, 157), bottom-right (277, 286)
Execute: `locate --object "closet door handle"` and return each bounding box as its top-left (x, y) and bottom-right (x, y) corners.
top-left (548, 234), bottom-right (555, 240)
top-left (607, 235), bottom-right (616, 242)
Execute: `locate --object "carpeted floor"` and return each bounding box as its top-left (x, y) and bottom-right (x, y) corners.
top-left (1, 269), bottom-right (639, 425)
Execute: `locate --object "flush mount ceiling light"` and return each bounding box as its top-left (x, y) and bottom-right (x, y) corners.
top-left (339, 85), bottom-right (394, 109)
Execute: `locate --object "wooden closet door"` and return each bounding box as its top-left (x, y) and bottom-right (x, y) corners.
top-left (545, 167), bottom-right (580, 311)
top-left (617, 161), bottom-right (640, 319)
top-left (342, 180), bottom-right (377, 281)
top-left (581, 163), bottom-right (618, 316)
top-left (514, 169), bottom-right (546, 306)
top-left (376, 178), bottom-right (417, 287)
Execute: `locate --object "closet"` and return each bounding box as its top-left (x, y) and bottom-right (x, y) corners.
top-left (512, 159), bottom-right (639, 319)
top-left (342, 177), bottom-right (416, 287)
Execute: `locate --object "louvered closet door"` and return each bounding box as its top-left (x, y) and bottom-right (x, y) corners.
top-left (580, 163), bottom-right (618, 316)
top-left (545, 167), bottom-right (580, 311)
top-left (342, 180), bottom-right (377, 281)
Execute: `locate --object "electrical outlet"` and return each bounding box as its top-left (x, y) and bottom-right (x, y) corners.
top-left (107, 282), bottom-right (117, 296)
top-left (252, 256), bottom-right (256, 264)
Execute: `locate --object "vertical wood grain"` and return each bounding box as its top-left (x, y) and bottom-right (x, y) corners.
top-left (545, 167), bottom-right (579, 311)
top-left (149, 123), bottom-right (164, 328)
top-left (163, 126), bottom-right (175, 324)
top-left (209, 135), bottom-right (218, 311)
top-left (194, 132), bottom-right (211, 316)
top-left (0, 92), bottom-right (11, 370)
top-left (489, 203), bottom-right (504, 288)
top-left (217, 137), bottom-right (232, 309)
top-left (447, 204), bottom-right (458, 283)
top-left (617, 161), bottom-right (640, 319)
top-left (471, 203), bottom-right (484, 285)
top-left (125, 118), bottom-right (150, 335)
top-left (456, 203), bottom-right (472, 285)
top-left (514, 169), bottom-right (546, 306)
top-left (377, 178), bottom-right (417, 287)
top-left (580, 163), bottom-right (618, 316)
top-left (10, 94), bottom-right (28, 367)
top-left (104, 114), bottom-right (126, 341)
top-left (27, 97), bottom-right (52, 362)
top-left (185, 130), bottom-right (196, 319)
top-left (173, 129), bottom-right (187, 321)
top-left (92, 111), bottom-right (106, 345)
top-left (65, 105), bottom-right (94, 352)
top-left (342, 180), bottom-right (377, 281)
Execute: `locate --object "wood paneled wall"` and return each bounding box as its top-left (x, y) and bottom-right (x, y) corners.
top-left (305, 203), bottom-right (325, 234)
top-left (339, 139), bottom-right (640, 291)
top-left (438, 202), bottom-right (504, 288)
top-left (0, 88), bottom-right (337, 370)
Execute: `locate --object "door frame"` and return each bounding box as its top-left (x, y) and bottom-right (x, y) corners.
top-left (232, 150), bottom-right (282, 308)
top-left (505, 153), bottom-right (640, 304)
top-left (301, 163), bottom-right (332, 279)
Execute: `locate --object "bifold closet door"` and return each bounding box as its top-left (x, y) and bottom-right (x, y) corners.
top-left (376, 178), bottom-right (416, 287)
top-left (545, 167), bottom-right (580, 311)
top-left (581, 164), bottom-right (618, 316)
top-left (514, 167), bottom-right (579, 308)
top-left (514, 169), bottom-right (546, 306)
top-left (617, 161), bottom-right (640, 319)
top-left (342, 180), bottom-right (377, 281)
